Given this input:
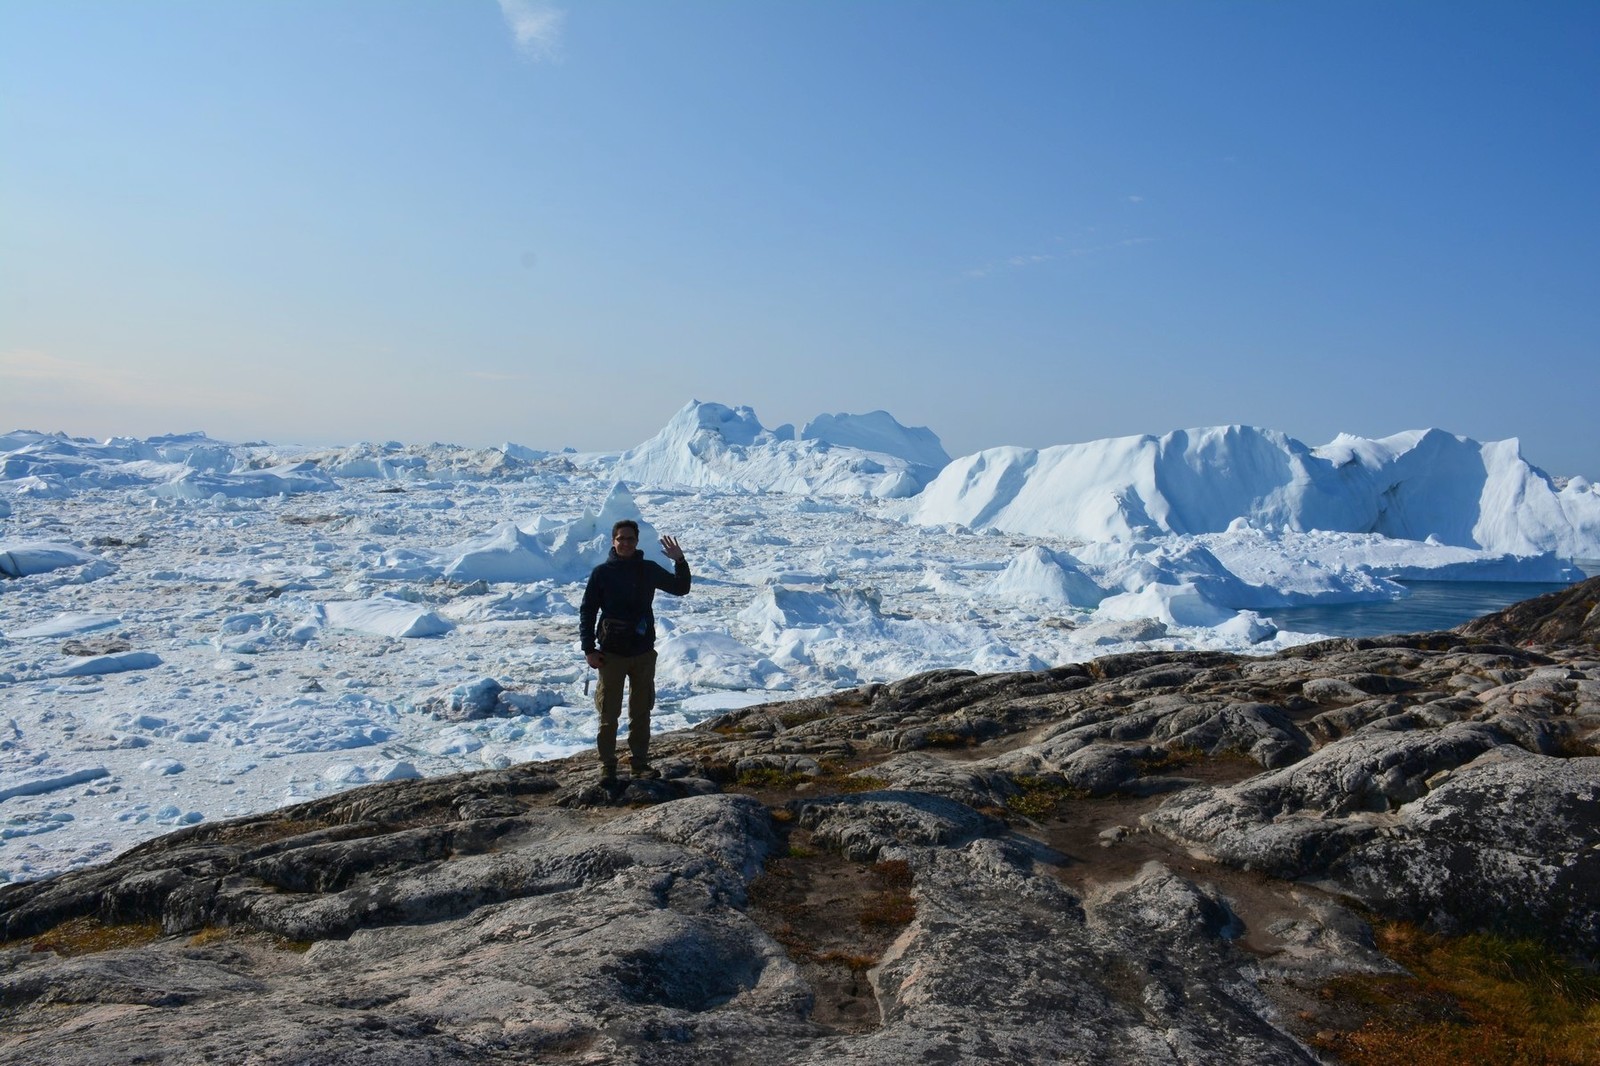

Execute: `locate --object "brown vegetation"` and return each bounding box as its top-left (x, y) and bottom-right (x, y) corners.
top-left (15, 916), bottom-right (163, 958)
top-left (1311, 923), bottom-right (1600, 1066)
top-left (745, 830), bottom-right (918, 1031)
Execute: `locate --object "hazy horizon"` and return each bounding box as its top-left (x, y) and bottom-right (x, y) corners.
top-left (3, 2), bottom-right (1596, 474)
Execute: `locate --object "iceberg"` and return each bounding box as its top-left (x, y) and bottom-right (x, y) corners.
top-left (0, 542), bottom-right (107, 578)
top-left (610, 400), bottom-right (949, 498)
top-left (315, 596), bottom-right (454, 638)
top-left (440, 482), bottom-right (666, 584)
top-left (983, 546), bottom-right (1107, 608)
top-left (912, 425), bottom-right (1600, 560)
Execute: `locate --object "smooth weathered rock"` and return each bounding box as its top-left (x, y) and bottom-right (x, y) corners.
top-left (1330, 748), bottom-right (1600, 950)
top-left (2, 577), bottom-right (1598, 1064)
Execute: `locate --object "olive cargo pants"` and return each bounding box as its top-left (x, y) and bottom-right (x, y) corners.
top-left (594, 650), bottom-right (656, 770)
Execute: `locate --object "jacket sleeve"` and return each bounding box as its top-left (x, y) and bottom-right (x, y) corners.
top-left (655, 557), bottom-right (691, 597)
top-left (579, 571), bottom-right (602, 652)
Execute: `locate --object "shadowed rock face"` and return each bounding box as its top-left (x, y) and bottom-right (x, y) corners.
top-left (3, 577), bottom-right (1598, 1065)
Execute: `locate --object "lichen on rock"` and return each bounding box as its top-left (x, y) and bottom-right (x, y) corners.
top-left (4, 578), bottom-right (1599, 1064)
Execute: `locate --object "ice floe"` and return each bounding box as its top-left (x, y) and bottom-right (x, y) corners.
top-left (2, 405), bottom-right (1595, 883)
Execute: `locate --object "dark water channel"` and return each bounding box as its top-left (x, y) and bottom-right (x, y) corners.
top-left (1266, 567), bottom-right (1596, 639)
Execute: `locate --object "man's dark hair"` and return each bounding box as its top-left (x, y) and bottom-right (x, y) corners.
top-left (611, 519), bottom-right (640, 538)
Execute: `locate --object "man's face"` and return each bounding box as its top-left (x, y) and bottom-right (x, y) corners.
top-left (612, 528), bottom-right (639, 557)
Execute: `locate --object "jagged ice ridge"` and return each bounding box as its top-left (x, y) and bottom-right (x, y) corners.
top-left (1, 402), bottom-right (1596, 883)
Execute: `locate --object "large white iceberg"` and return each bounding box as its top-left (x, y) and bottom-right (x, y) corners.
top-left (911, 425), bottom-right (1600, 560)
top-left (609, 400), bottom-right (949, 499)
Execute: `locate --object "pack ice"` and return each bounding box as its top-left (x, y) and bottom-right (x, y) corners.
top-left (1, 404), bottom-right (1595, 881)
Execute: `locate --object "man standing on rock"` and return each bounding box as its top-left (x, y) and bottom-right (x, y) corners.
top-left (580, 519), bottom-right (691, 784)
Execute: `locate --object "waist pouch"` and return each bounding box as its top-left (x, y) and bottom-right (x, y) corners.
top-left (598, 617), bottom-right (644, 654)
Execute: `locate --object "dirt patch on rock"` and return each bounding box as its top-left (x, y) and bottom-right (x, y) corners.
top-left (744, 820), bottom-right (914, 1032)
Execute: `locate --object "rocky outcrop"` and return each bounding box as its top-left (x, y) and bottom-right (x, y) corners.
top-left (1457, 577), bottom-right (1600, 647)
top-left (3, 578), bottom-right (1598, 1065)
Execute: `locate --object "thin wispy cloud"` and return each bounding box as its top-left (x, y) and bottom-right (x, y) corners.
top-left (498, 0), bottom-right (565, 62)
top-left (2, 349), bottom-right (239, 414)
top-left (965, 237), bottom-right (1156, 279)
top-left (2, 350), bottom-right (79, 382)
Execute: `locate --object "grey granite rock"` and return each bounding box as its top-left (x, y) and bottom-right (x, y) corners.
top-left (1330, 748), bottom-right (1600, 952)
top-left (3, 577), bottom-right (1598, 1064)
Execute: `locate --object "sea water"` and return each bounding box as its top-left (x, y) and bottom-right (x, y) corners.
top-left (1268, 565), bottom-right (1597, 639)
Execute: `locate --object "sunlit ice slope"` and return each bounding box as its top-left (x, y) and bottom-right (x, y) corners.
top-left (910, 425), bottom-right (1600, 559)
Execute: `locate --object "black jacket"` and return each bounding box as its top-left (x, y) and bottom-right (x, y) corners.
top-left (580, 550), bottom-right (691, 655)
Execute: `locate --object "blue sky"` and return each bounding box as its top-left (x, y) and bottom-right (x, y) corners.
top-left (3, 1), bottom-right (1596, 474)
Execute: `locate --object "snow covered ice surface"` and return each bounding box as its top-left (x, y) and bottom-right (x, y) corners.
top-left (2, 405), bottom-right (1597, 882)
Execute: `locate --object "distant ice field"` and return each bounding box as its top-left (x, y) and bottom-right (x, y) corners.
top-left (3, 409), bottom-right (1597, 882)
